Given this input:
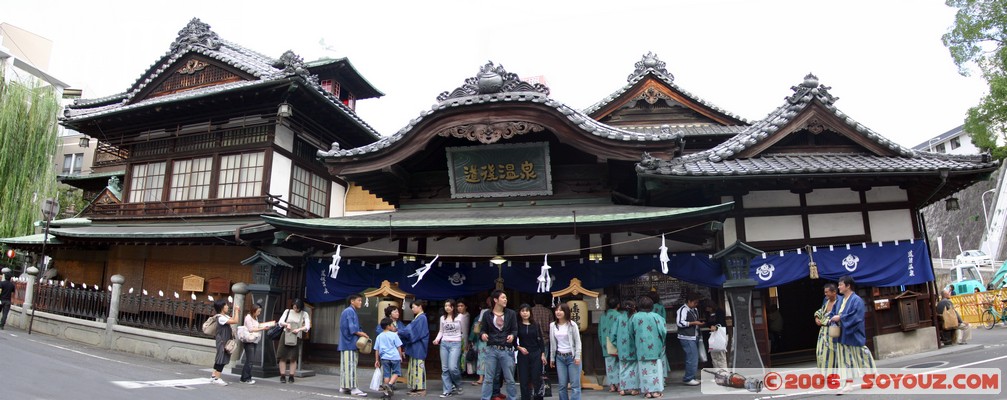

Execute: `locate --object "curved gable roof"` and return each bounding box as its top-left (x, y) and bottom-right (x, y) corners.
top-left (584, 52), bottom-right (749, 126)
top-left (63, 18), bottom-right (380, 139)
top-left (318, 61), bottom-right (685, 172)
top-left (638, 74), bottom-right (997, 178)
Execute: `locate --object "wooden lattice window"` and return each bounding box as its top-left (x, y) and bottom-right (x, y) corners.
top-left (169, 157), bottom-right (213, 201)
top-left (129, 162), bottom-right (166, 202)
top-left (218, 152), bottom-right (264, 198)
top-left (290, 165), bottom-right (329, 217)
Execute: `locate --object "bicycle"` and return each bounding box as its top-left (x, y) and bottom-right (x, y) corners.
top-left (980, 291), bottom-right (1007, 329)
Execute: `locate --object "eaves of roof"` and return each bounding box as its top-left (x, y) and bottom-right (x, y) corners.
top-left (262, 203), bottom-right (734, 233)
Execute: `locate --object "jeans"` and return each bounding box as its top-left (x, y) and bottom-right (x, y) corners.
top-left (481, 347), bottom-right (517, 400)
top-left (0, 301), bottom-right (10, 327)
top-left (555, 353), bottom-right (581, 400)
top-left (680, 338), bottom-right (698, 382)
top-left (440, 341), bottom-right (463, 393)
top-left (240, 342), bottom-right (257, 381)
top-left (516, 349), bottom-right (543, 400)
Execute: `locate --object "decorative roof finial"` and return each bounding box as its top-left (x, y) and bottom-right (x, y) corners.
top-left (436, 61), bottom-right (550, 102)
top-left (274, 50), bottom-right (307, 75)
top-left (170, 18), bottom-right (221, 52)
top-left (628, 52), bottom-right (673, 82)
top-left (786, 73), bottom-right (837, 105)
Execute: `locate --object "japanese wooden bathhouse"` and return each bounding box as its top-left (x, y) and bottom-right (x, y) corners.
top-left (3, 19), bottom-right (998, 373)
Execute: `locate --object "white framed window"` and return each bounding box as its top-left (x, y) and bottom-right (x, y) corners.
top-left (218, 152), bottom-right (264, 198)
top-left (169, 157), bottom-right (213, 201)
top-left (129, 162), bottom-right (166, 202)
top-left (290, 165), bottom-right (329, 216)
top-left (62, 153), bottom-right (84, 174)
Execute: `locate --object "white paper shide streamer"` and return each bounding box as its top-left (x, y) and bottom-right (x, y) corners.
top-left (408, 254), bottom-right (438, 287)
top-left (537, 254), bottom-right (552, 293)
top-left (659, 234), bottom-right (670, 274)
top-left (329, 245), bottom-right (342, 280)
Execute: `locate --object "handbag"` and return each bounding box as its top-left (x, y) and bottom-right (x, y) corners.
top-left (828, 323), bottom-right (841, 338)
top-left (537, 375), bottom-right (552, 398)
top-left (605, 336), bottom-right (617, 356)
top-left (284, 330), bottom-right (299, 346)
top-left (942, 307), bottom-right (959, 330)
top-left (224, 339), bottom-right (237, 354)
top-left (266, 324), bottom-right (284, 340)
top-left (202, 315), bottom-right (219, 336)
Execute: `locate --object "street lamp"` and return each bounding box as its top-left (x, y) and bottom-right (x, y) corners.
top-left (982, 189), bottom-right (996, 232)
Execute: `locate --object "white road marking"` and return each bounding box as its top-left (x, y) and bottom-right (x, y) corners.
top-left (29, 338), bottom-right (134, 365)
top-left (112, 378), bottom-right (211, 389)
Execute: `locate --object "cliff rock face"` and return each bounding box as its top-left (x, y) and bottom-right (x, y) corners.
top-left (921, 165), bottom-right (1003, 260)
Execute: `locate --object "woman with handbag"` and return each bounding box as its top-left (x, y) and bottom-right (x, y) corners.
top-left (598, 297), bottom-right (620, 393)
top-left (814, 283), bottom-right (841, 374)
top-left (516, 304), bottom-right (545, 400)
top-left (210, 299), bottom-right (240, 386)
top-left (277, 299), bottom-right (311, 383)
top-left (239, 303), bottom-right (273, 384)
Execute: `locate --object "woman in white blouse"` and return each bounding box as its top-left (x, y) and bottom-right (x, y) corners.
top-left (549, 303), bottom-right (582, 400)
top-left (239, 304), bottom-right (273, 384)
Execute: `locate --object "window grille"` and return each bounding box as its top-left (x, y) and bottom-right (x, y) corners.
top-left (129, 162), bottom-right (166, 202)
top-left (218, 152), bottom-right (264, 198)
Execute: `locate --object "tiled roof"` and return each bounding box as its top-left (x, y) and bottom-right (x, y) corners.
top-left (619, 124), bottom-right (747, 137)
top-left (63, 19), bottom-right (380, 139)
top-left (582, 52), bottom-right (749, 124)
top-left (637, 74), bottom-right (998, 177)
top-left (318, 61), bottom-right (681, 159)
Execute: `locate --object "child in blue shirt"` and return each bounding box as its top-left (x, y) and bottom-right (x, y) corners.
top-left (374, 317), bottom-right (404, 398)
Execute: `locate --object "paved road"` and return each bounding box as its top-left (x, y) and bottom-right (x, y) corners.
top-left (2, 325), bottom-right (1006, 399)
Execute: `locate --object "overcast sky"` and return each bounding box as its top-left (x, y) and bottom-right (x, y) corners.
top-left (3, 0), bottom-right (988, 148)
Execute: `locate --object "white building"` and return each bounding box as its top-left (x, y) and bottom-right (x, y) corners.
top-left (911, 124), bottom-right (983, 155)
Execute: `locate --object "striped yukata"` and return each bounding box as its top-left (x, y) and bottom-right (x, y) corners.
top-left (340, 350), bottom-right (358, 389)
top-left (832, 292), bottom-right (876, 383)
top-left (814, 296), bottom-right (840, 374)
top-left (407, 358), bottom-right (426, 390)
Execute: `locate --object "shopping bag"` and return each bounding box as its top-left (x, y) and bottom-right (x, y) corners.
top-left (697, 338), bottom-right (708, 363)
top-left (709, 325), bottom-right (728, 351)
top-left (370, 368), bottom-right (383, 391)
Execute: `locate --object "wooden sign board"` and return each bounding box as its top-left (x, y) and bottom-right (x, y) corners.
top-left (182, 275), bottom-right (205, 292)
top-left (207, 277), bottom-right (231, 294)
top-left (873, 299), bottom-right (890, 310)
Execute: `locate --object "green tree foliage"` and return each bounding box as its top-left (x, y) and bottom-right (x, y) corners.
top-left (0, 71), bottom-right (60, 238)
top-left (944, 0), bottom-right (1007, 160)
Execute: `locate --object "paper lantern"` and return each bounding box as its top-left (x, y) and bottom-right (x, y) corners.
top-left (377, 300), bottom-right (401, 320)
top-left (566, 300), bottom-right (589, 332)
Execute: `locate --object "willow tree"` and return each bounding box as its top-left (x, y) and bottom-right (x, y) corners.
top-left (0, 70), bottom-right (61, 239)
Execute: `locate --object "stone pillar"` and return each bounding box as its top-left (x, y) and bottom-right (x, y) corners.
top-left (22, 266), bottom-right (38, 329)
top-left (108, 275), bottom-right (124, 328)
top-left (228, 282), bottom-right (247, 370)
top-left (725, 282), bottom-right (764, 371)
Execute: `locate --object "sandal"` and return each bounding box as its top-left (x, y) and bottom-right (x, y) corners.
top-left (630, 390), bottom-right (641, 396)
top-left (651, 393), bottom-right (663, 399)
top-left (609, 385), bottom-right (618, 393)
top-left (619, 390), bottom-right (628, 396)
top-left (644, 393), bottom-right (654, 399)
top-left (472, 381), bottom-right (483, 386)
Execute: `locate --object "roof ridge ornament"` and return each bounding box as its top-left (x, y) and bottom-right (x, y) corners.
top-left (628, 52), bottom-right (673, 82)
top-left (436, 61), bottom-right (550, 102)
top-left (274, 50), bottom-right (308, 75)
top-left (170, 18), bottom-right (221, 52)
top-left (786, 73), bottom-right (838, 106)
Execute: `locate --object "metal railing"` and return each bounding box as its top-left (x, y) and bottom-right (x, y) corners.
top-left (116, 293), bottom-right (215, 337)
top-left (32, 282), bottom-right (111, 321)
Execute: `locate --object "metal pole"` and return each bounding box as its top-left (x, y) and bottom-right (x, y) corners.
top-left (28, 218), bottom-right (50, 335)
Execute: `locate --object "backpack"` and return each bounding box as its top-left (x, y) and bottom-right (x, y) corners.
top-left (202, 315), bottom-right (220, 336)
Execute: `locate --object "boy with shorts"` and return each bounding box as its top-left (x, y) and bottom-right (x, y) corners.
top-left (375, 317), bottom-right (405, 399)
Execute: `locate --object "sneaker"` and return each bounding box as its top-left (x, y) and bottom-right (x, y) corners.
top-left (351, 388), bottom-right (369, 397)
top-left (440, 392), bottom-right (452, 398)
top-left (280, 375), bottom-right (287, 383)
top-left (210, 377), bottom-right (228, 386)
top-left (452, 387), bottom-right (463, 396)
top-left (289, 376), bottom-right (295, 383)
top-left (342, 389), bottom-right (353, 394)
top-left (243, 379), bottom-right (256, 384)
top-left (683, 379), bottom-right (700, 386)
